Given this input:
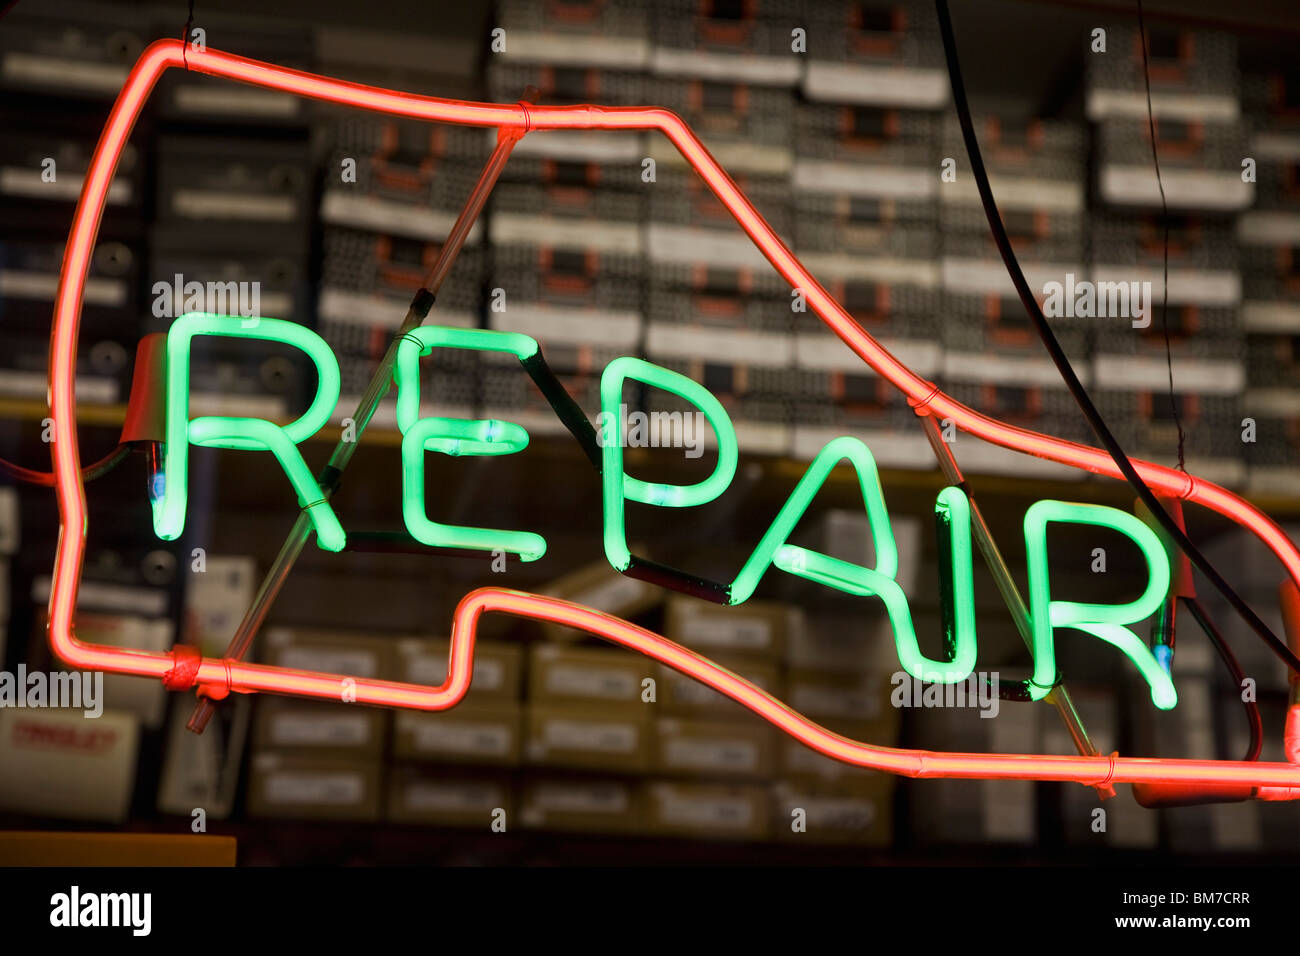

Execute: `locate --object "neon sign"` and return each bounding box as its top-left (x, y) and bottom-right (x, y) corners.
top-left (42, 40), bottom-right (1300, 793)
top-left (157, 313), bottom-right (1180, 706)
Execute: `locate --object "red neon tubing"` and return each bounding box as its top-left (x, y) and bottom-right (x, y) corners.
top-left (45, 40), bottom-right (1300, 789)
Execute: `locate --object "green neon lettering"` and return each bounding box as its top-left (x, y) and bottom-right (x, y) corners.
top-left (1023, 500), bottom-right (1176, 709)
top-left (154, 312), bottom-right (345, 551)
top-left (599, 357), bottom-right (738, 572)
top-left (732, 437), bottom-right (976, 683)
top-left (393, 326), bottom-right (546, 561)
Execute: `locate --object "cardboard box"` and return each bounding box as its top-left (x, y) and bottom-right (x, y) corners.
top-left (529, 643), bottom-right (652, 706)
top-left (524, 700), bottom-right (652, 773)
top-left (656, 654), bottom-right (783, 718)
top-left (0, 708), bottom-right (139, 822)
top-left (772, 776), bottom-right (895, 846)
top-left (785, 668), bottom-right (898, 726)
top-left (185, 554), bottom-right (257, 657)
top-left (246, 752), bottom-right (382, 822)
top-left (665, 596), bottom-right (791, 660)
top-left (253, 697), bottom-right (388, 758)
top-left (157, 695), bottom-right (251, 820)
top-left (538, 558), bottom-right (662, 640)
top-left (653, 716), bottom-right (775, 778)
top-left (261, 626), bottom-right (397, 683)
top-left (65, 612), bottom-right (174, 728)
top-left (519, 777), bottom-right (643, 834)
top-left (397, 638), bottom-right (522, 700)
top-left (386, 768), bottom-right (513, 828)
top-left (643, 781), bottom-right (770, 841)
top-left (393, 700), bottom-right (522, 766)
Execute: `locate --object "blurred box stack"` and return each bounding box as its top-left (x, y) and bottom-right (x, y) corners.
top-left (910, 700), bottom-right (1042, 847)
top-left (792, 1), bottom-right (945, 468)
top-left (387, 637), bottom-right (522, 828)
top-left (1044, 686), bottom-right (1157, 850)
top-left (0, 1), bottom-right (149, 406)
top-left (145, 14), bottom-right (315, 419)
top-left (775, 603), bottom-right (900, 847)
top-left (483, 0), bottom-right (650, 436)
top-left (246, 627), bottom-right (398, 823)
top-left (1087, 24), bottom-right (1249, 487)
top-left (318, 113), bottom-right (488, 428)
top-left (1240, 70), bottom-right (1300, 495)
top-left (642, 0), bottom-right (800, 456)
top-left (940, 113), bottom-right (1090, 479)
top-left (522, 642), bottom-right (653, 835)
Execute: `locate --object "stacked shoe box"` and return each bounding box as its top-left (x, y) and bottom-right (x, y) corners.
top-left (642, 0), bottom-right (801, 457)
top-left (484, 0), bottom-right (650, 437)
top-left (792, 0), bottom-right (945, 468)
top-left (0, 1), bottom-right (150, 406)
top-left (939, 113), bottom-right (1090, 480)
top-left (1044, 686), bottom-right (1158, 851)
top-left (909, 700), bottom-right (1043, 847)
top-left (1087, 24), bottom-right (1249, 487)
top-left (1239, 70), bottom-right (1300, 495)
top-left (318, 112), bottom-right (488, 427)
top-left (147, 14), bottom-right (315, 420)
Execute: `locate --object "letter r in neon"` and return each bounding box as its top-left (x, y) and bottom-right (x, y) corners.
top-left (153, 312), bottom-right (345, 551)
top-left (1023, 500), bottom-right (1176, 708)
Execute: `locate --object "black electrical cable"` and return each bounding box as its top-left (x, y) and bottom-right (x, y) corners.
top-left (934, 0), bottom-right (1300, 680)
top-left (1135, 0), bottom-right (1187, 472)
top-left (0, 444), bottom-right (131, 487)
top-left (1181, 595), bottom-right (1263, 762)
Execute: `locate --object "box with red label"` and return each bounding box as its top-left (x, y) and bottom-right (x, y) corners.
top-left (0, 708), bottom-right (139, 822)
top-left (942, 380), bottom-right (1093, 480)
top-left (1096, 116), bottom-right (1250, 212)
top-left (941, 114), bottom-right (1085, 235)
top-left (646, 355), bottom-right (794, 457)
top-left (320, 138), bottom-right (485, 243)
top-left (652, 0), bottom-right (801, 86)
top-left (648, 168), bottom-right (792, 293)
top-left (488, 243), bottom-right (644, 351)
top-left (789, 365), bottom-right (930, 468)
top-left (1090, 213), bottom-right (1239, 308)
top-left (802, 0), bottom-right (947, 108)
top-left (318, 227), bottom-right (484, 349)
top-left (495, 0), bottom-right (651, 69)
top-left (646, 280), bottom-right (792, 367)
top-left (1086, 25), bottom-right (1238, 121)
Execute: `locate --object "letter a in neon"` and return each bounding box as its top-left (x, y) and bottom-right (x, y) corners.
top-left (731, 436), bottom-right (978, 684)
